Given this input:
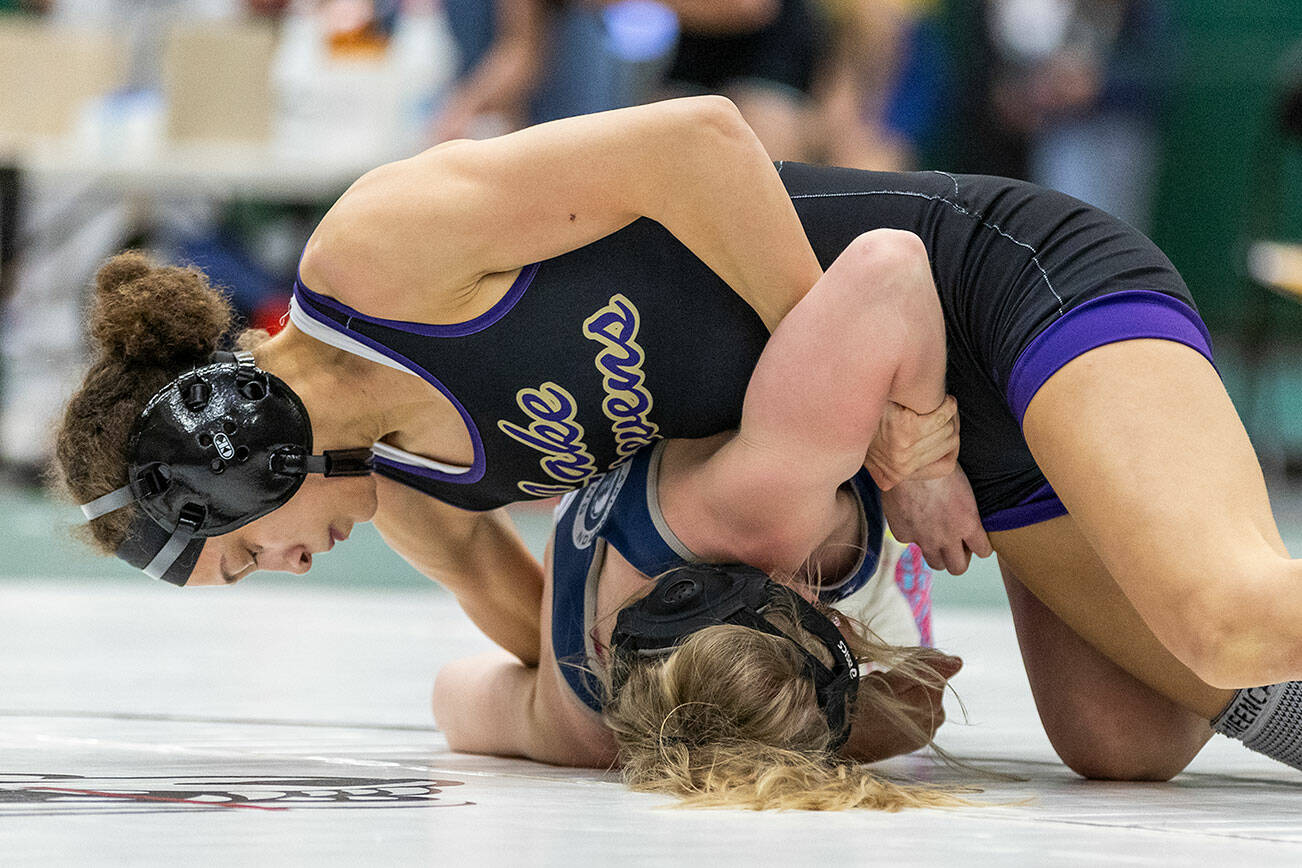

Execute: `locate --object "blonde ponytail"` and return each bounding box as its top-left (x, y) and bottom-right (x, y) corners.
top-left (602, 598), bottom-right (975, 811)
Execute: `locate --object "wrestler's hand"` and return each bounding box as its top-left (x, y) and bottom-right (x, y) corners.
top-left (845, 653), bottom-right (963, 762)
top-left (881, 466), bottom-right (991, 575)
top-left (864, 396), bottom-right (960, 490)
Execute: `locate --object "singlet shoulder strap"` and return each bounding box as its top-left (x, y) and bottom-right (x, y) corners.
top-left (818, 470), bottom-right (885, 602)
top-left (290, 295), bottom-right (474, 477)
top-left (551, 489), bottom-right (611, 713)
top-left (288, 275), bottom-right (489, 484)
top-left (590, 442), bottom-right (698, 577)
top-left (289, 290), bottom-right (417, 376)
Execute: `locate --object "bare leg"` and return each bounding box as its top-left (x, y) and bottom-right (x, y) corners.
top-left (1020, 339), bottom-right (1302, 686)
top-left (993, 526), bottom-right (1217, 779)
top-left (991, 515), bottom-right (1233, 719)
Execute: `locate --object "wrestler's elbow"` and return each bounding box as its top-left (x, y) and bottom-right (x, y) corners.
top-left (847, 227), bottom-right (925, 259)
top-left (837, 230), bottom-right (938, 328)
top-left (679, 94), bottom-right (746, 135)
top-left (431, 667), bottom-right (469, 748)
top-left (673, 95), bottom-right (758, 166)
top-left (720, 502), bottom-right (832, 575)
top-left (838, 228), bottom-right (926, 278)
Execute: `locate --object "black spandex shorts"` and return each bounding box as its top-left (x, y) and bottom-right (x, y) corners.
top-left (777, 163), bottom-right (1216, 531)
top-left (666, 0), bottom-right (824, 100)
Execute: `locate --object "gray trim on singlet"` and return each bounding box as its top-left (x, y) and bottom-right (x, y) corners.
top-left (642, 440), bottom-right (876, 592)
top-left (582, 538), bottom-right (608, 680)
top-left (818, 488), bottom-right (870, 594)
top-left (644, 441), bottom-right (701, 564)
top-left (288, 296), bottom-right (474, 477)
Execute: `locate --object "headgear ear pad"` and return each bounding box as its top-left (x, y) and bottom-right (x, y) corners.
top-left (127, 359), bottom-right (314, 537)
top-left (610, 564), bottom-right (773, 654)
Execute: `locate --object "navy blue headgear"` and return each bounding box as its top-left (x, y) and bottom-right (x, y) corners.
top-left (79, 351), bottom-right (372, 586)
top-left (610, 564), bottom-right (860, 751)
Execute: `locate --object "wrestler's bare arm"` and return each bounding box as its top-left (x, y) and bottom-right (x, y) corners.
top-left (661, 229), bottom-right (948, 573)
top-left (432, 649), bottom-right (615, 767)
top-left (372, 477), bottom-right (544, 665)
top-left (432, 543), bottom-right (616, 767)
top-left (302, 97), bottom-right (822, 331)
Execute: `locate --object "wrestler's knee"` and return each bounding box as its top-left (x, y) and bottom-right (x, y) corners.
top-left (1043, 700), bottom-right (1209, 782)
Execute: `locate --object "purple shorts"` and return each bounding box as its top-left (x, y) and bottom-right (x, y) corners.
top-left (981, 290), bottom-right (1216, 532)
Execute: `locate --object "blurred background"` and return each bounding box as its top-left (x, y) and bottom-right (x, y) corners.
top-left (2, 0), bottom-right (1301, 602)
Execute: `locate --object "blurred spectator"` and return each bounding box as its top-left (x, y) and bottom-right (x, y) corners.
top-left (435, 0), bottom-right (549, 140)
top-left (0, 0), bottom-right (264, 486)
top-left (658, 0), bottom-right (823, 161)
top-left (434, 0), bottom-right (827, 161)
top-left (273, 0), bottom-right (457, 160)
top-left (246, 0), bottom-right (289, 13)
top-left (964, 0), bottom-right (1176, 230)
top-left (3, 0), bottom-right (464, 486)
top-left (810, 0), bottom-right (949, 171)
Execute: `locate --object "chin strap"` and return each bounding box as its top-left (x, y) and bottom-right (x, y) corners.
top-left (80, 485), bottom-right (135, 520)
top-left (140, 506), bottom-right (204, 581)
top-left (80, 484), bottom-right (202, 582)
top-left (271, 447), bottom-right (374, 477)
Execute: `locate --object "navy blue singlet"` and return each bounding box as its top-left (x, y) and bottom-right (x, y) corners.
top-left (550, 443), bottom-right (884, 712)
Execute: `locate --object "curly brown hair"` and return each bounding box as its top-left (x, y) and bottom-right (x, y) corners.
top-left (54, 251), bottom-right (262, 554)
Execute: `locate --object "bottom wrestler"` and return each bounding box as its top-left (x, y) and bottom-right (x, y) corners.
top-left (433, 439), bottom-right (963, 811)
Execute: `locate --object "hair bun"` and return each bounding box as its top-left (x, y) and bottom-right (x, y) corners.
top-left (90, 251), bottom-right (234, 366)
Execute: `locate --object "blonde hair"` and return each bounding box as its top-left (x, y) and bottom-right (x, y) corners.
top-left (601, 594), bottom-right (974, 811)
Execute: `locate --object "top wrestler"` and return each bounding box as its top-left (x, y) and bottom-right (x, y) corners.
top-left (57, 96), bottom-right (1302, 780)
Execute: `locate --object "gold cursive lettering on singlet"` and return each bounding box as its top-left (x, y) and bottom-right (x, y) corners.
top-left (499, 382), bottom-right (599, 497)
top-left (583, 294), bottom-right (659, 466)
top-left (504, 294), bottom-right (661, 497)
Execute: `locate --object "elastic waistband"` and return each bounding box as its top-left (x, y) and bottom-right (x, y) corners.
top-left (981, 482), bottom-right (1067, 533)
top-left (1005, 290), bottom-right (1214, 426)
top-left (984, 290), bottom-right (1215, 533)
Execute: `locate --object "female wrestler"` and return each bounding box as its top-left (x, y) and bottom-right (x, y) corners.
top-left (57, 96), bottom-right (1302, 780)
top-left (431, 243), bottom-right (967, 809)
top-left (433, 445), bottom-right (964, 810)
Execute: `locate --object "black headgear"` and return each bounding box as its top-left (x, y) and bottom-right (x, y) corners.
top-left (79, 351), bottom-right (373, 586)
top-left (610, 564), bottom-right (861, 751)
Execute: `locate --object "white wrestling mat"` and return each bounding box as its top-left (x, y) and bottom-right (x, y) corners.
top-left (1, 580), bottom-right (1300, 866)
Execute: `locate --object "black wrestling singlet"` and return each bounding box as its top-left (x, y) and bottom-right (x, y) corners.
top-left (293, 218), bottom-right (769, 510)
top-left (294, 163), bottom-right (1197, 518)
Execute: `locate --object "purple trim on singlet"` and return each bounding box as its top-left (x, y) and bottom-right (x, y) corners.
top-left (1005, 290), bottom-right (1215, 426)
top-left (984, 290), bottom-right (1216, 533)
top-left (290, 283), bottom-right (488, 486)
top-left (981, 481), bottom-right (1067, 533)
top-left (292, 263), bottom-right (540, 337)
